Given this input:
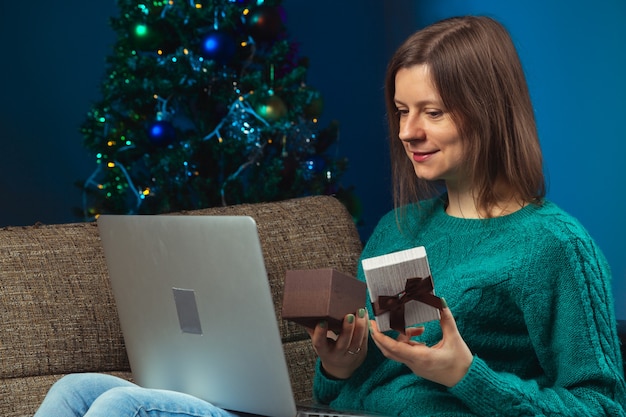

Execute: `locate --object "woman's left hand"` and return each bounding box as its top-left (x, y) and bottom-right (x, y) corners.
top-left (369, 304), bottom-right (473, 387)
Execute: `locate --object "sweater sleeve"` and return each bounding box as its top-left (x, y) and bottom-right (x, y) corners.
top-left (449, 228), bottom-right (626, 416)
top-left (313, 337), bottom-right (387, 407)
top-left (313, 358), bottom-right (349, 404)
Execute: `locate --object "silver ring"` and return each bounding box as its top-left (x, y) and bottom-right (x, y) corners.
top-left (347, 346), bottom-right (362, 355)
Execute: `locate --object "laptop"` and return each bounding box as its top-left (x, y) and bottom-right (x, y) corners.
top-left (98, 214), bottom-right (379, 417)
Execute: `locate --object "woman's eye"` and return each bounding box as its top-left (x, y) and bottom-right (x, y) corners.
top-left (426, 110), bottom-right (443, 118)
top-left (396, 108), bottom-right (409, 116)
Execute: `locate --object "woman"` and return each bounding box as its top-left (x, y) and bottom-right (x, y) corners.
top-left (34, 15), bottom-right (625, 417)
top-left (308, 16), bottom-right (626, 416)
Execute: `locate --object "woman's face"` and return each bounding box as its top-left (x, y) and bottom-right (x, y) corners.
top-left (394, 65), bottom-right (466, 186)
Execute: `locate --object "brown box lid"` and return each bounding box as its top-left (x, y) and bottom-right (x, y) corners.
top-left (282, 268), bottom-right (366, 332)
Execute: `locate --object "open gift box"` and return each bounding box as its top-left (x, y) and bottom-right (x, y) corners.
top-left (362, 246), bottom-right (443, 333)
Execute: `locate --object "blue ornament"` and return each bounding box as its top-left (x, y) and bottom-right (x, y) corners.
top-left (200, 30), bottom-right (236, 64)
top-left (147, 120), bottom-right (176, 146)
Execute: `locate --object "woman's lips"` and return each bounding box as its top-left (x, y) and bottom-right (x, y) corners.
top-left (412, 150), bottom-right (437, 162)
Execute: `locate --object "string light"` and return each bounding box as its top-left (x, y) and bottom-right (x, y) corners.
top-left (135, 24), bottom-right (148, 37)
top-left (202, 95), bottom-right (269, 142)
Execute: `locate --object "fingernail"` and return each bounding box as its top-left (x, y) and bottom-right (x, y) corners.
top-left (319, 320), bottom-right (327, 329)
top-left (358, 308), bottom-right (366, 318)
top-left (347, 314), bottom-right (355, 324)
top-left (441, 297), bottom-right (448, 309)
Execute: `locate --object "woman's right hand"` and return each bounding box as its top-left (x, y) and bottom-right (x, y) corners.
top-left (306, 308), bottom-right (369, 379)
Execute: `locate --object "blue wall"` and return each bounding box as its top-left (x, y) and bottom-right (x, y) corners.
top-left (282, 1), bottom-right (394, 240)
top-left (0, 1), bottom-right (117, 225)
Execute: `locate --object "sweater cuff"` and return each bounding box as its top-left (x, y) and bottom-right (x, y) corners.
top-left (449, 356), bottom-right (524, 413)
top-left (313, 358), bottom-right (349, 404)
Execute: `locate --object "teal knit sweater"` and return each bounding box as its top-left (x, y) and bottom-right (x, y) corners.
top-left (314, 196), bottom-right (626, 416)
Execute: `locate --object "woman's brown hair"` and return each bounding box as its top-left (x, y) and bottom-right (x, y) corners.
top-left (384, 16), bottom-right (545, 217)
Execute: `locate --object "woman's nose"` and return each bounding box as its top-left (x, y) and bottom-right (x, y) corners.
top-left (398, 114), bottom-right (425, 141)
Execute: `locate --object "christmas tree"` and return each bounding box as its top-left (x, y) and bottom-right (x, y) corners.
top-left (79, 0), bottom-right (355, 219)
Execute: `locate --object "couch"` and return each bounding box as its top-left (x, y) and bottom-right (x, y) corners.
top-left (0, 195), bottom-right (363, 416)
top-left (1, 195), bottom-right (624, 417)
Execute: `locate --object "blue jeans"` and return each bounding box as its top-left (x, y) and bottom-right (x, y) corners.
top-left (34, 373), bottom-right (237, 417)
